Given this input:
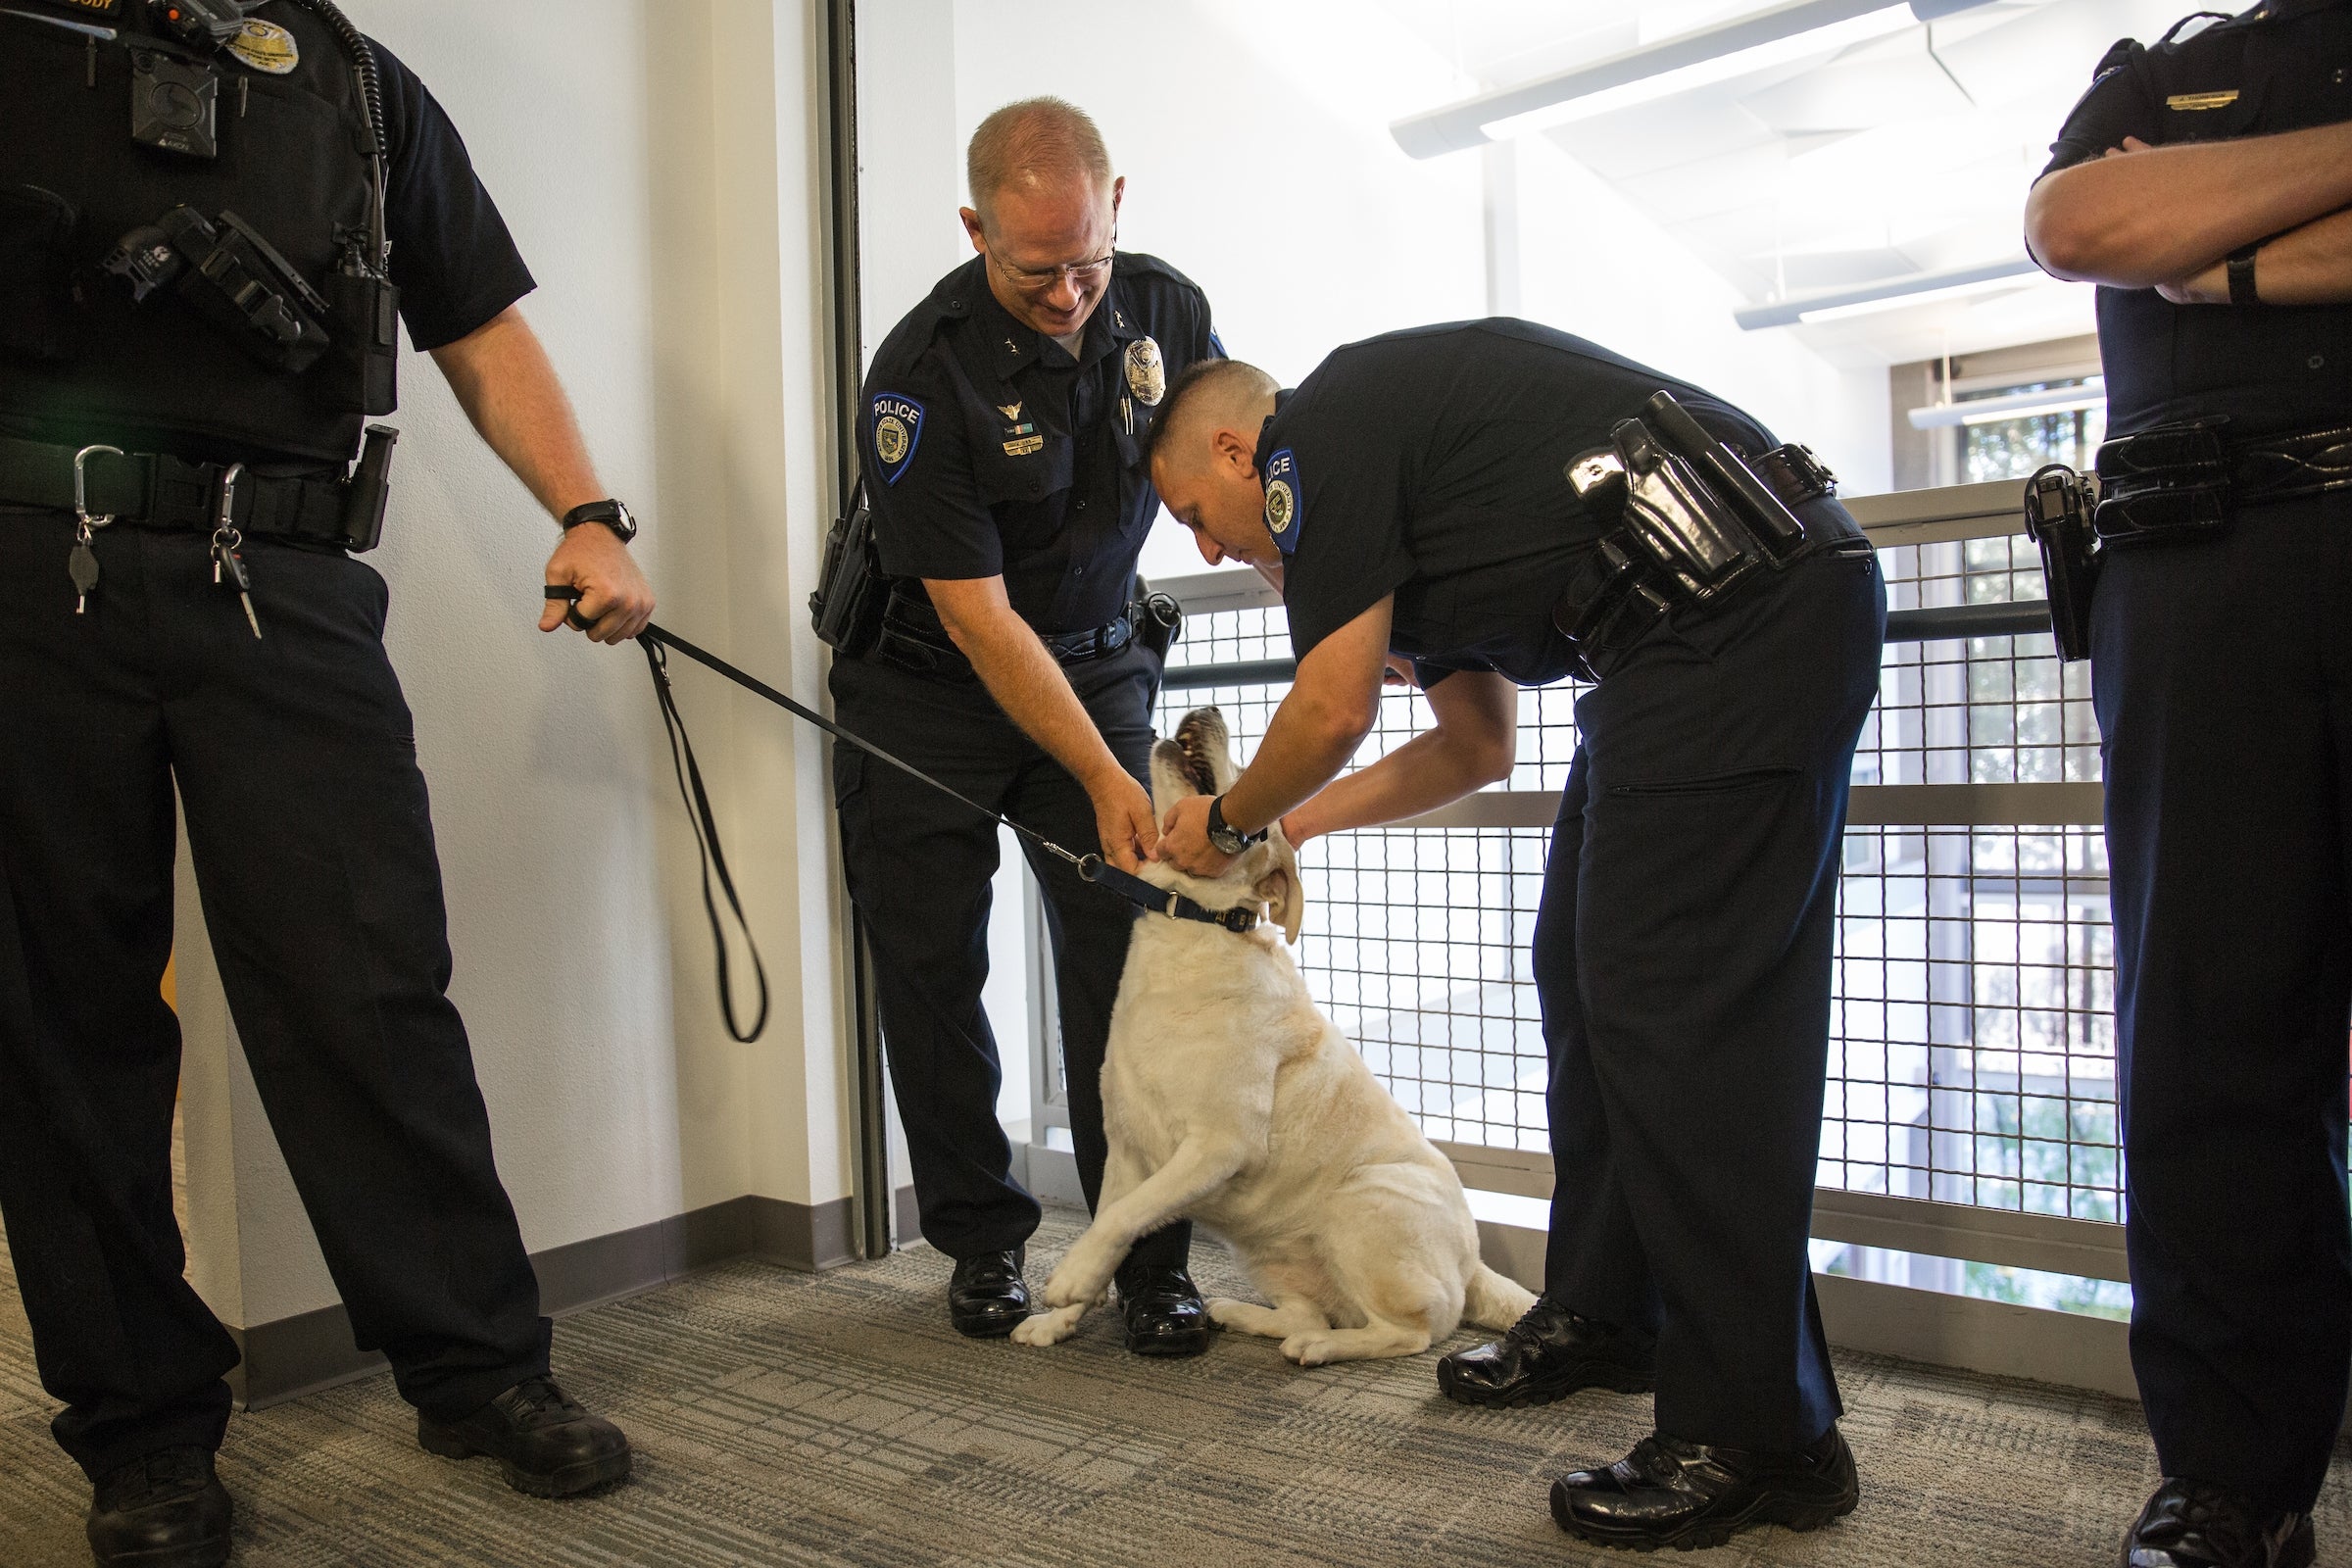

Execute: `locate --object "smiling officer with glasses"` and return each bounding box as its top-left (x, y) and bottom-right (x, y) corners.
top-left (831, 97), bottom-right (1223, 1353)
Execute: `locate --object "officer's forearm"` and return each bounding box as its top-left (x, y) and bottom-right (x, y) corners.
top-left (429, 305), bottom-right (607, 521)
top-left (1218, 599), bottom-right (1396, 836)
top-left (2028, 121), bottom-right (2352, 287)
top-left (1282, 671), bottom-right (1516, 847)
top-left (930, 582), bottom-right (1127, 794)
top-left (2240, 205), bottom-right (2352, 305)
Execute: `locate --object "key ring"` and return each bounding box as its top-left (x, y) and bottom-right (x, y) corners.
top-left (212, 463), bottom-right (246, 556)
top-left (72, 444), bottom-right (123, 544)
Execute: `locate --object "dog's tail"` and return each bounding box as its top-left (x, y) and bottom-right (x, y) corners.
top-left (1463, 1263), bottom-right (1538, 1332)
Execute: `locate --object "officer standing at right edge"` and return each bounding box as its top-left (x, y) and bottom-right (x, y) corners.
top-left (832, 98), bottom-right (1220, 1350)
top-left (2027, 5), bottom-right (2352, 1565)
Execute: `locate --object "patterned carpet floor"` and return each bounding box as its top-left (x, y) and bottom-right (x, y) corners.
top-left (6, 1205), bottom-right (2352, 1566)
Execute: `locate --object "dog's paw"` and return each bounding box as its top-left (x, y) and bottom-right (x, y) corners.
top-left (1205, 1297), bottom-right (1251, 1328)
top-left (1042, 1253), bottom-right (1116, 1309)
top-left (1281, 1331), bottom-right (1340, 1367)
top-left (1010, 1305), bottom-right (1084, 1348)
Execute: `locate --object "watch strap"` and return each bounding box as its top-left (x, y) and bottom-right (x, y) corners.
top-left (1206, 794), bottom-right (1266, 854)
top-left (2227, 244), bottom-right (2261, 307)
top-left (562, 498), bottom-right (637, 540)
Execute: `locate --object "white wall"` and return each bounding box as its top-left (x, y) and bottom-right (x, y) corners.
top-left (178, 0), bottom-right (852, 1329)
top-left (1507, 133), bottom-right (1894, 494)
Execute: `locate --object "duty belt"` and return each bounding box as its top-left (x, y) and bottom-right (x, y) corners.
top-left (0, 435), bottom-right (376, 551)
top-left (875, 589), bottom-right (1140, 679)
top-left (2093, 419), bottom-right (2352, 544)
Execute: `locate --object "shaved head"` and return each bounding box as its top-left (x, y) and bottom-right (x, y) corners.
top-left (966, 97), bottom-right (1113, 229)
top-left (1148, 358), bottom-right (1285, 571)
top-left (1147, 358), bottom-right (1280, 481)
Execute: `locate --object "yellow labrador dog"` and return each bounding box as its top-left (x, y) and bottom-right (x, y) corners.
top-left (1011, 708), bottom-right (1535, 1365)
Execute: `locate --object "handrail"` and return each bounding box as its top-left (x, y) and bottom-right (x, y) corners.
top-left (1156, 481), bottom-right (2050, 690)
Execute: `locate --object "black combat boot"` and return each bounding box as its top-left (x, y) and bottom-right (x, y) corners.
top-left (86, 1445), bottom-right (230, 1568)
top-left (1436, 1294), bottom-right (1654, 1407)
top-left (2121, 1479), bottom-right (2316, 1568)
top-left (1115, 1264), bottom-right (1212, 1357)
top-left (1547, 1425), bottom-right (1859, 1551)
top-left (416, 1376), bottom-right (632, 1497)
top-left (947, 1247), bottom-right (1031, 1337)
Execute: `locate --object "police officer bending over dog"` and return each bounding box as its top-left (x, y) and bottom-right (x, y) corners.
top-left (2028, 3), bottom-right (2352, 1563)
top-left (832, 99), bottom-right (1221, 1350)
top-left (1149, 327), bottom-right (1886, 1553)
top-left (0, 3), bottom-right (651, 1563)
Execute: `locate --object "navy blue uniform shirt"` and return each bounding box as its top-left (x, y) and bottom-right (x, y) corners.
top-left (2038, 0), bottom-right (2352, 437)
top-left (860, 252), bottom-right (1218, 633)
top-left (1255, 318), bottom-right (1775, 688)
top-left (370, 38), bottom-right (537, 352)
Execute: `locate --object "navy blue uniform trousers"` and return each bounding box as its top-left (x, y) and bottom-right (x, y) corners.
top-left (830, 641), bottom-right (1190, 1272)
top-left (1538, 525), bottom-right (1885, 1452)
top-left (0, 514), bottom-right (549, 1483)
top-left (2092, 493), bottom-right (2352, 1517)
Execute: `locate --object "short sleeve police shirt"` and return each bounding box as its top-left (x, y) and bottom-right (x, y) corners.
top-left (1261, 319), bottom-right (1776, 688)
top-left (860, 253), bottom-right (1218, 633)
top-left (2035, 0), bottom-right (2352, 436)
top-left (370, 39), bottom-right (537, 351)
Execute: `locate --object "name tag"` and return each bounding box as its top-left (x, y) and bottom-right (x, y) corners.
top-left (2166, 89), bottom-right (2240, 110)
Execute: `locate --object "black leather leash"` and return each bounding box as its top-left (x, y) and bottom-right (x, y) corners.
top-left (547, 587), bottom-right (1257, 1035)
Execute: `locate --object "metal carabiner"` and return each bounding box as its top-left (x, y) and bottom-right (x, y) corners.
top-left (73, 444), bottom-right (124, 533)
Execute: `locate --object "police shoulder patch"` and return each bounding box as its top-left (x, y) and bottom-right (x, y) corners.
top-left (870, 393), bottom-right (924, 486)
top-left (1263, 448), bottom-right (1302, 556)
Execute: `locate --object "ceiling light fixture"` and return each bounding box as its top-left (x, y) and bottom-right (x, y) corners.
top-left (1391, 0), bottom-right (1994, 160)
top-left (1732, 255), bottom-right (2043, 329)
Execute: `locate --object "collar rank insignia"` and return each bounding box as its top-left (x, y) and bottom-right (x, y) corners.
top-left (1264, 448), bottom-right (1302, 556)
top-left (870, 393), bottom-right (924, 486)
top-left (1125, 336), bottom-right (1166, 407)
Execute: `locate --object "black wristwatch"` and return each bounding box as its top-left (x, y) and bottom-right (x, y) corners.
top-left (2227, 243), bottom-right (2261, 307)
top-left (562, 498), bottom-right (638, 542)
top-left (1205, 794), bottom-right (1266, 856)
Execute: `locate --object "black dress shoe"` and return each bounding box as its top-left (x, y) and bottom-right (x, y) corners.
top-left (1548, 1425), bottom-right (1860, 1551)
top-left (1436, 1294), bottom-right (1654, 1408)
top-left (948, 1247), bottom-right (1031, 1338)
top-left (86, 1445), bottom-right (230, 1568)
top-left (416, 1376), bottom-right (632, 1497)
top-left (2122, 1479), bottom-right (2316, 1568)
top-left (1115, 1265), bottom-right (1211, 1357)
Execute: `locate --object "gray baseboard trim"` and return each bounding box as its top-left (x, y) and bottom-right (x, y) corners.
top-left (228, 1186), bottom-right (913, 1411)
top-left (1813, 1268), bottom-right (2136, 1400)
top-left (1464, 1205), bottom-right (2139, 1403)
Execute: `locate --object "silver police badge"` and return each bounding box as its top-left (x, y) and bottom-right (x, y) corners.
top-left (1125, 336), bottom-right (1166, 407)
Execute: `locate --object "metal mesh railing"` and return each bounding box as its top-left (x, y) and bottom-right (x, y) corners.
top-left (1148, 524), bottom-right (2121, 1225)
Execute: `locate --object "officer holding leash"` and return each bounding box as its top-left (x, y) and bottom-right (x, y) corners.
top-left (1147, 327), bottom-right (1885, 1553)
top-left (0, 3), bottom-right (649, 1564)
top-left (2027, 4), bottom-right (2352, 1564)
top-left (819, 99), bottom-right (1219, 1351)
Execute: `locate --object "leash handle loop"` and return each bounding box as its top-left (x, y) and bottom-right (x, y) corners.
top-left (640, 633), bottom-right (771, 1044)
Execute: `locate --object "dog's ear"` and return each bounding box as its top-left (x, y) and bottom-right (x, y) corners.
top-left (1256, 825), bottom-right (1305, 945)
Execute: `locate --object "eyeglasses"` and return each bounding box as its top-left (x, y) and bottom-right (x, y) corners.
top-left (989, 232), bottom-right (1116, 294)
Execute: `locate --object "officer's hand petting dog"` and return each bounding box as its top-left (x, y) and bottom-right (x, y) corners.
top-left (430, 303), bottom-right (658, 644)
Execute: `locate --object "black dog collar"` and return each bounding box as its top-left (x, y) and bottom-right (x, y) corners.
top-left (1080, 856), bottom-right (1260, 933)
